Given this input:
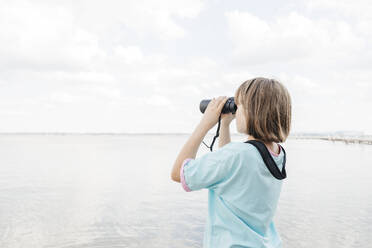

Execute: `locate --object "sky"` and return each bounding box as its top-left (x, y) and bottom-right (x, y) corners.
top-left (0, 0), bottom-right (371, 134)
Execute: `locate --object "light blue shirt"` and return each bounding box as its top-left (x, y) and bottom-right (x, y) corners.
top-left (180, 141), bottom-right (285, 248)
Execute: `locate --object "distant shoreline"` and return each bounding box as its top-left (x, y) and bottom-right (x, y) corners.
top-left (0, 132), bottom-right (371, 145)
top-left (289, 135), bottom-right (372, 145)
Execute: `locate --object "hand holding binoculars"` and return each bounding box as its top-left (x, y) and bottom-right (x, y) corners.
top-left (199, 97), bottom-right (237, 115)
top-left (198, 97), bottom-right (236, 152)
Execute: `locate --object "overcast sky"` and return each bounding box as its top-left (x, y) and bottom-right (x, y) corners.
top-left (0, 0), bottom-right (371, 134)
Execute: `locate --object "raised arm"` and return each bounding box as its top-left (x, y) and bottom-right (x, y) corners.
top-left (170, 123), bottom-right (209, 182)
top-left (218, 113), bottom-right (235, 148)
top-left (171, 96), bottom-right (229, 182)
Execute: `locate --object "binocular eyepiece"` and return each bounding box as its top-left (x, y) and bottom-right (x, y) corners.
top-left (199, 97), bottom-right (237, 115)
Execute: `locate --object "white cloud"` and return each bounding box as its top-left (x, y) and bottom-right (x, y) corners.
top-left (76, 0), bottom-right (204, 40)
top-left (225, 10), bottom-right (367, 67)
top-left (306, 0), bottom-right (372, 21)
top-left (0, 0), bottom-right (204, 71)
top-left (0, 0), bottom-right (371, 134)
top-left (223, 6), bottom-right (372, 135)
top-left (141, 94), bottom-right (172, 106)
top-left (114, 46), bottom-right (144, 64)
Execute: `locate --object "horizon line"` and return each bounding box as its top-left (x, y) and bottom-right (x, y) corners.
top-left (0, 131), bottom-right (369, 136)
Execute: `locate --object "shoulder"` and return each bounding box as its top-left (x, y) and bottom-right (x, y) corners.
top-left (218, 142), bottom-right (263, 167)
top-left (212, 142), bottom-right (263, 186)
top-left (222, 142), bottom-right (260, 158)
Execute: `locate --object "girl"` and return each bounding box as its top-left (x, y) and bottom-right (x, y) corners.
top-left (171, 77), bottom-right (292, 248)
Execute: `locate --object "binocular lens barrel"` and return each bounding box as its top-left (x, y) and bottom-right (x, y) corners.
top-left (199, 97), bottom-right (237, 114)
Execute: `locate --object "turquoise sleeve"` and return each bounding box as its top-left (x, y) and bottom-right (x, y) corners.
top-left (182, 147), bottom-right (236, 191)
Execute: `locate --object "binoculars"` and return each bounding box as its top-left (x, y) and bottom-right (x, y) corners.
top-left (199, 97), bottom-right (237, 115)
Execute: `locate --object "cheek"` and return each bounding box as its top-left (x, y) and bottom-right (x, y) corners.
top-left (237, 109), bottom-right (242, 120)
top-left (237, 111), bottom-right (245, 126)
top-left (238, 116), bottom-right (243, 126)
top-left (236, 112), bottom-right (242, 125)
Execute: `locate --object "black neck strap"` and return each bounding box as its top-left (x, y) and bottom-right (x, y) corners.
top-left (244, 140), bottom-right (287, 180)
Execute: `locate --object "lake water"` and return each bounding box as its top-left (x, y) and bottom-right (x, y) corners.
top-left (0, 134), bottom-right (371, 248)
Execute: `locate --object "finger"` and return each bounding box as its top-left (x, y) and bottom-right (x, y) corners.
top-left (207, 98), bottom-right (217, 108)
top-left (217, 96), bottom-right (228, 110)
top-left (211, 96), bottom-right (225, 108)
top-left (211, 97), bottom-right (220, 105)
top-left (215, 96), bottom-right (225, 103)
top-left (217, 97), bottom-right (227, 108)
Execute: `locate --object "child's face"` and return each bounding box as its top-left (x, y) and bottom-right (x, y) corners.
top-left (235, 103), bottom-right (247, 134)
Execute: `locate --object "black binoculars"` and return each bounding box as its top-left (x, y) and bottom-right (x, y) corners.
top-left (199, 97), bottom-right (237, 115)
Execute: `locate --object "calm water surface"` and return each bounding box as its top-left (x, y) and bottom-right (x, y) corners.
top-left (0, 134), bottom-right (371, 248)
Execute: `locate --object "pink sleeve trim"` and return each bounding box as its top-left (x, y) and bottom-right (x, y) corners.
top-left (269, 144), bottom-right (281, 157)
top-left (180, 158), bottom-right (193, 192)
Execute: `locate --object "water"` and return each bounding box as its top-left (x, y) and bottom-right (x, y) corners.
top-left (0, 134), bottom-right (371, 248)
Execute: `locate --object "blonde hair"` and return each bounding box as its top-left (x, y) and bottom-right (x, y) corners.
top-left (234, 77), bottom-right (292, 143)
